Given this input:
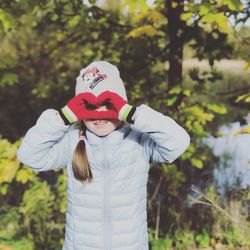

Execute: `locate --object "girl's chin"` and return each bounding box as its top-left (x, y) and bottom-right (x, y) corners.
top-left (94, 129), bottom-right (113, 137)
top-left (91, 124), bottom-right (115, 136)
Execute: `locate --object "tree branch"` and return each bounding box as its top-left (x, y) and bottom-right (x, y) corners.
top-left (217, 86), bottom-right (250, 96)
top-left (148, 174), bottom-right (164, 210)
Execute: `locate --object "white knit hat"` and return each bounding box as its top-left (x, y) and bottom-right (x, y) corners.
top-left (75, 61), bottom-right (128, 101)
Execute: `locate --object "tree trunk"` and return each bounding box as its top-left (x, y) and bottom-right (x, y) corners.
top-left (166, 0), bottom-right (184, 89)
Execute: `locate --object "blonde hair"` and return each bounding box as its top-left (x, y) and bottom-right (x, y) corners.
top-left (72, 121), bottom-right (93, 183)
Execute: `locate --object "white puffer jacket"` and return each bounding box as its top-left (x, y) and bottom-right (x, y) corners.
top-left (17, 104), bottom-right (190, 250)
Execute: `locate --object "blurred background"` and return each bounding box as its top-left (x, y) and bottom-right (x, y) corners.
top-left (0, 0), bottom-right (249, 249)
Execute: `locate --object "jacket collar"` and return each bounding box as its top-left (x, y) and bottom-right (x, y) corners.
top-left (86, 123), bottom-right (130, 146)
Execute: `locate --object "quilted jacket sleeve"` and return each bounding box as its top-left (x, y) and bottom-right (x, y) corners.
top-left (16, 109), bottom-right (71, 171)
top-left (130, 104), bottom-right (190, 164)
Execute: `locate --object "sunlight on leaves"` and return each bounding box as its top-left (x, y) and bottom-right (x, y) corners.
top-left (127, 24), bottom-right (158, 37)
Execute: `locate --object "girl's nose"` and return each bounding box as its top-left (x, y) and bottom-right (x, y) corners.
top-left (96, 106), bottom-right (107, 112)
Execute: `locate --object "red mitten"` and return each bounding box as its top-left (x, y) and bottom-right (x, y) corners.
top-left (97, 110), bottom-right (118, 120)
top-left (97, 91), bottom-right (136, 123)
top-left (59, 93), bottom-right (99, 124)
top-left (59, 92), bottom-right (118, 124)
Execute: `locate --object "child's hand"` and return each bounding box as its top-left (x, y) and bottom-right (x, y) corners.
top-left (98, 91), bottom-right (136, 123)
top-left (59, 93), bottom-right (117, 125)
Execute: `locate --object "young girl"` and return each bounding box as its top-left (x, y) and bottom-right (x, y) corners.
top-left (17, 61), bottom-right (190, 250)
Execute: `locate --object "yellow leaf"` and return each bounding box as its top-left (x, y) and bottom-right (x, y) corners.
top-left (243, 62), bottom-right (250, 70)
top-left (185, 119), bottom-right (192, 131)
top-left (68, 15), bottom-right (81, 28)
top-left (0, 183), bottom-right (9, 195)
top-left (217, 0), bottom-right (243, 11)
top-left (147, 10), bottom-right (165, 22)
top-left (91, 31), bottom-right (99, 40)
top-left (0, 9), bottom-right (17, 31)
top-left (0, 139), bottom-right (17, 159)
top-left (138, 0), bottom-right (148, 13)
top-left (0, 159), bottom-right (19, 184)
top-left (181, 13), bottom-right (193, 21)
top-left (131, 12), bottom-right (147, 23)
top-left (183, 89), bottom-right (191, 96)
top-left (199, 4), bottom-right (211, 16)
top-left (233, 125), bottom-right (250, 136)
top-left (183, 105), bottom-right (214, 124)
top-left (127, 25), bottom-right (158, 37)
top-left (207, 103), bottom-right (227, 114)
top-left (191, 158), bottom-right (204, 169)
top-left (181, 143), bottom-right (195, 160)
top-left (128, 1), bottom-right (137, 13)
top-left (216, 13), bottom-right (231, 33)
top-left (214, 131), bottom-right (227, 137)
top-left (16, 167), bottom-right (34, 184)
top-left (166, 96), bottom-right (178, 106)
top-left (169, 86), bottom-right (182, 94)
top-left (235, 93), bottom-right (250, 103)
top-left (193, 121), bottom-right (207, 136)
top-left (201, 13), bottom-right (231, 34)
top-left (121, 0), bottom-right (150, 23)
top-left (172, 1), bottom-right (178, 8)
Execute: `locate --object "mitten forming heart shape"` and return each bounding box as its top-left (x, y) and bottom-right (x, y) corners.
top-left (79, 91), bottom-right (127, 112)
top-left (60, 91), bottom-right (129, 124)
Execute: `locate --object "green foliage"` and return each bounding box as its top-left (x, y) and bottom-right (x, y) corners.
top-left (191, 158), bottom-right (204, 169)
top-left (183, 0), bottom-right (243, 33)
top-left (20, 178), bottom-right (55, 220)
top-left (18, 177), bottom-right (65, 249)
top-left (56, 169), bottom-right (67, 213)
top-left (174, 230), bottom-right (196, 250)
top-left (127, 24), bottom-right (158, 37)
top-left (222, 226), bottom-right (245, 247)
top-left (0, 238), bottom-right (34, 250)
top-left (0, 205), bottom-right (35, 250)
top-left (120, 0), bottom-right (150, 23)
top-left (148, 229), bottom-right (173, 250)
top-left (195, 229), bottom-right (210, 248)
top-left (0, 206), bottom-right (21, 241)
top-left (218, 0), bottom-right (243, 11)
top-left (0, 73), bottom-right (18, 87)
top-left (16, 167), bottom-right (34, 184)
top-left (184, 105), bottom-right (214, 125)
top-left (235, 93), bottom-right (250, 103)
top-left (0, 138), bottom-right (36, 194)
top-left (0, 9), bottom-right (17, 31)
top-left (0, 139), bottom-right (20, 194)
top-left (0, 136), bottom-right (65, 249)
top-left (151, 237), bottom-right (173, 250)
top-left (149, 222), bottom-right (250, 250)
top-left (0, 159), bottom-right (19, 184)
top-left (162, 164), bottom-right (186, 195)
top-left (206, 103), bottom-right (227, 114)
top-left (67, 15), bottom-right (81, 28)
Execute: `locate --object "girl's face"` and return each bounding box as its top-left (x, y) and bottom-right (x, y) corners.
top-left (83, 106), bottom-right (121, 137)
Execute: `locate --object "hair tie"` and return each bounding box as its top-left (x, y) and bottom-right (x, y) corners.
top-left (79, 135), bottom-right (86, 141)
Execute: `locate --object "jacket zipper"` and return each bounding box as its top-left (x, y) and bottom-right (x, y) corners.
top-left (103, 143), bottom-right (111, 250)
